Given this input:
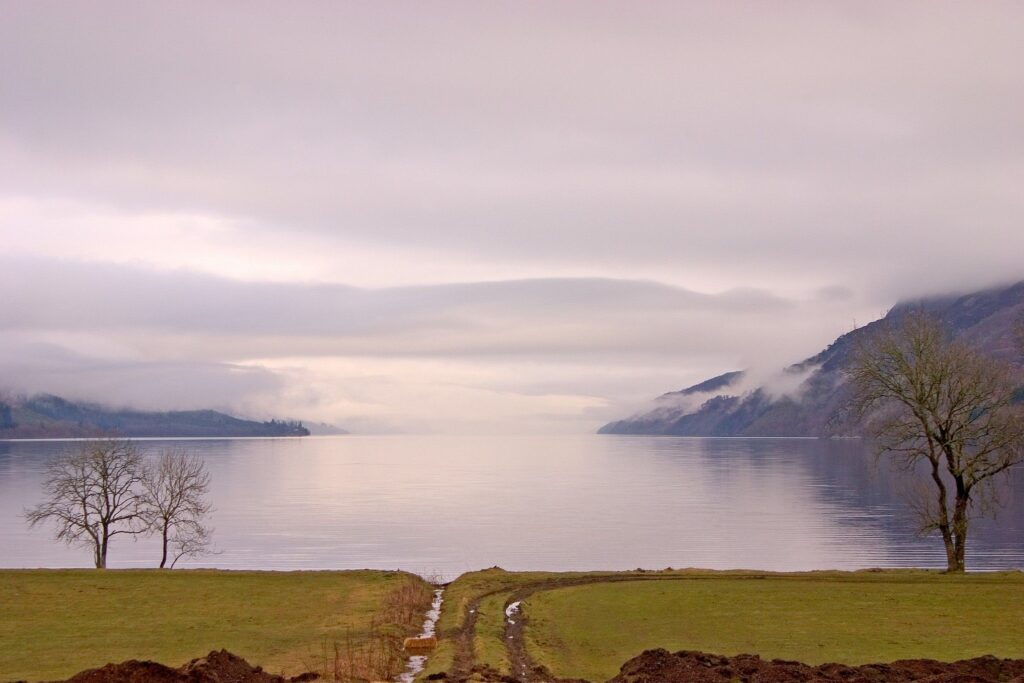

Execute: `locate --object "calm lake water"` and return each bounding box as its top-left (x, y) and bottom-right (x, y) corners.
top-left (1, 435), bottom-right (1022, 579)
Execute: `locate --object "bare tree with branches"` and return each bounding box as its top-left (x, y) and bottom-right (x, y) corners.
top-left (141, 450), bottom-right (214, 568)
top-left (847, 312), bottom-right (1024, 572)
top-left (25, 439), bottom-right (146, 568)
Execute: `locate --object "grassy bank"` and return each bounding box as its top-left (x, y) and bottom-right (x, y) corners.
top-left (522, 570), bottom-right (1024, 682)
top-left (0, 569), bottom-right (433, 682)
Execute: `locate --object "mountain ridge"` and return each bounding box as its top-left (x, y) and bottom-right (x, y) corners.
top-left (600, 280), bottom-right (1024, 437)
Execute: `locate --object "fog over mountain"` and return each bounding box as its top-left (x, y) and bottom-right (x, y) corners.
top-left (601, 281), bottom-right (1024, 436)
top-left (2, 2), bottom-right (1023, 432)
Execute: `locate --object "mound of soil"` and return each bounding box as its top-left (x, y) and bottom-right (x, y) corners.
top-left (609, 649), bottom-right (1024, 683)
top-left (60, 649), bottom-right (318, 683)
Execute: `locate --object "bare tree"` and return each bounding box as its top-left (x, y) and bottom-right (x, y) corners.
top-left (168, 522), bottom-right (214, 569)
top-left (847, 312), bottom-right (1024, 572)
top-left (141, 450), bottom-right (213, 568)
top-left (25, 439), bottom-right (146, 568)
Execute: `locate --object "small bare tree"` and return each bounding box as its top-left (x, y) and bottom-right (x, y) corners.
top-left (847, 312), bottom-right (1024, 572)
top-left (25, 439), bottom-right (146, 568)
top-left (141, 450), bottom-right (213, 568)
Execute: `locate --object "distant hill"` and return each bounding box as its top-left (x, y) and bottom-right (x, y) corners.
top-left (600, 281), bottom-right (1024, 437)
top-left (0, 394), bottom-right (311, 438)
top-left (305, 421), bottom-right (350, 436)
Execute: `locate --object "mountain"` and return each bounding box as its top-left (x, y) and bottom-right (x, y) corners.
top-left (599, 281), bottom-right (1024, 437)
top-left (0, 394), bottom-right (311, 438)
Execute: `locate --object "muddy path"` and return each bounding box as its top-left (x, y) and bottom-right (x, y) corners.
top-left (501, 575), bottom-right (689, 683)
top-left (448, 573), bottom-right (720, 682)
top-left (449, 587), bottom-right (487, 680)
top-left (503, 597), bottom-right (531, 682)
top-left (448, 577), bottom-right (588, 680)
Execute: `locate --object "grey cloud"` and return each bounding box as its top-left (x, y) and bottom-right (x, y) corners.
top-left (0, 256), bottom-right (804, 358)
top-left (2, 2), bottom-right (1024, 300)
top-left (0, 255), bottom-right (870, 429)
top-left (0, 335), bottom-right (284, 413)
top-left (2, 2), bottom-right (1023, 430)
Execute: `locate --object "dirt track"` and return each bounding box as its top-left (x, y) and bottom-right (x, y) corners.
top-left (447, 573), bottom-right (716, 683)
top-left (444, 574), bottom-right (1024, 683)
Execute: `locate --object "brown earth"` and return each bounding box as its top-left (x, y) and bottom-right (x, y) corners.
top-left (55, 650), bottom-right (318, 683)
top-left (609, 649), bottom-right (1024, 683)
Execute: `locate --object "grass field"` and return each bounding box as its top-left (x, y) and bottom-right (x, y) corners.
top-left (0, 569), bottom-right (433, 682)
top-left (523, 571), bottom-right (1024, 682)
top-left (7, 568), bottom-right (1024, 683)
top-left (418, 568), bottom-right (657, 679)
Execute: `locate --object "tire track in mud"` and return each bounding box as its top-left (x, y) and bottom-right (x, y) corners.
top-left (450, 573), bottom-right (729, 682)
top-left (502, 576), bottom-right (678, 683)
top-left (502, 574), bottom-right (785, 683)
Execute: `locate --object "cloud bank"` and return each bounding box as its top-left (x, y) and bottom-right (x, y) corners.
top-left (2, 2), bottom-right (1023, 430)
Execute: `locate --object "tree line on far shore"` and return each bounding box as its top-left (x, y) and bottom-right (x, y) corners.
top-left (25, 440), bottom-right (213, 568)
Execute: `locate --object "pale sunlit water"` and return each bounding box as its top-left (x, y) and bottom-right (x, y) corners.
top-left (1, 435), bottom-right (1022, 580)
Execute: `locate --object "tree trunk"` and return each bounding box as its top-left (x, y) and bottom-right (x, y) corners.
top-left (929, 461), bottom-right (959, 572)
top-left (949, 494), bottom-right (969, 573)
top-left (159, 522), bottom-right (169, 569)
top-left (938, 524), bottom-right (958, 572)
top-left (953, 534), bottom-right (967, 572)
top-left (98, 532), bottom-right (108, 569)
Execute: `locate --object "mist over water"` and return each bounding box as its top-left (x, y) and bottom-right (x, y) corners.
top-left (1, 435), bottom-right (1022, 580)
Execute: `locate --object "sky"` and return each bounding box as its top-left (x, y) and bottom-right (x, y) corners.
top-left (2, 1), bottom-right (1023, 433)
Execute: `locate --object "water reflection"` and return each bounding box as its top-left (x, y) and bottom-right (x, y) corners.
top-left (0, 436), bottom-right (1021, 578)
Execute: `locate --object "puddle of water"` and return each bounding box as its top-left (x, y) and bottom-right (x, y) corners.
top-left (397, 588), bottom-right (444, 683)
top-left (505, 600), bottom-right (521, 626)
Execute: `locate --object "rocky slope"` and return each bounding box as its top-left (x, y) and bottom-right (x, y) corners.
top-left (600, 281), bottom-right (1024, 437)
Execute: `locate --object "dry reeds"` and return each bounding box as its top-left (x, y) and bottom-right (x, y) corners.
top-left (304, 627), bottom-right (403, 682)
top-left (379, 576), bottom-right (434, 627)
top-left (303, 577), bottom-right (435, 682)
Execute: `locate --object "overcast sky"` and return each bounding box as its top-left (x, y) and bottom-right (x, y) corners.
top-left (2, 2), bottom-right (1023, 432)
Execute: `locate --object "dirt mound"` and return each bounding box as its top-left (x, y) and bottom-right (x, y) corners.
top-left (62, 649), bottom-right (318, 683)
top-left (609, 649), bottom-right (1024, 683)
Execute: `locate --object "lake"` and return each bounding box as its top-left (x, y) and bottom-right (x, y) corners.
top-left (1, 435), bottom-right (1022, 579)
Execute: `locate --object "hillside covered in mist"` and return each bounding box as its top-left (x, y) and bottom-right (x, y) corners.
top-left (600, 281), bottom-right (1024, 437)
top-left (0, 394), bottom-right (311, 438)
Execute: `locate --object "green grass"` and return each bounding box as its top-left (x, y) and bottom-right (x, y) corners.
top-left (0, 569), bottom-right (432, 682)
top-left (473, 592), bottom-right (515, 675)
top-left (523, 571), bottom-right (1024, 682)
top-left (20, 568), bottom-right (1022, 683)
top-left (420, 568), bottom-right (547, 680)
top-left (418, 568), bottom-right (658, 680)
